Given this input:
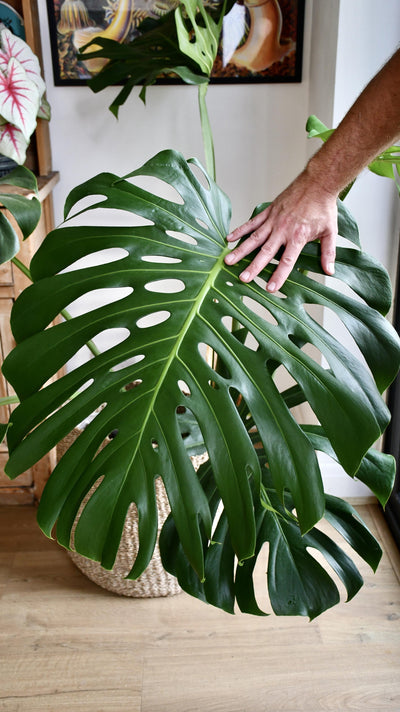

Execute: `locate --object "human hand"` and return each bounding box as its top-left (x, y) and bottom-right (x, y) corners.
top-left (224, 172), bottom-right (338, 292)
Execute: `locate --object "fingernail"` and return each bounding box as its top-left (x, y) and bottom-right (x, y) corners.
top-left (327, 262), bottom-right (335, 275)
top-left (240, 270), bottom-right (250, 281)
top-left (266, 281), bottom-right (276, 292)
top-left (224, 253), bottom-right (234, 264)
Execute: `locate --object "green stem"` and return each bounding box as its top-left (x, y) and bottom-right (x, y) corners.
top-left (11, 255), bottom-right (31, 279)
top-left (0, 395), bottom-right (20, 406)
top-left (11, 257), bottom-right (100, 358)
top-left (198, 81), bottom-right (215, 181)
top-left (60, 309), bottom-right (101, 357)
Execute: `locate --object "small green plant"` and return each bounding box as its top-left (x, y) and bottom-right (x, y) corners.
top-left (2, 1), bottom-right (399, 617)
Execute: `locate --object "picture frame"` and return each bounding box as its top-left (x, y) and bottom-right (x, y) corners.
top-left (46, 0), bottom-right (305, 86)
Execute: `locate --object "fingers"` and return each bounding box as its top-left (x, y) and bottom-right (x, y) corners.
top-left (263, 241), bottom-right (304, 292)
top-left (234, 236), bottom-right (283, 284)
top-left (224, 228), bottom-right (272, 268)
top-left (320, 231), bottom-right (336, 276)
top-left (226, 207), bottom-right (270, 244)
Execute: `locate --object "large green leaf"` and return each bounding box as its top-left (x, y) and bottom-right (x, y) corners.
top-left (0, 165), bottom-right (41, 263)
top-left (160, 449), bottom-right (383, 618)
top-left (3, 150), bottom-right (399, 584)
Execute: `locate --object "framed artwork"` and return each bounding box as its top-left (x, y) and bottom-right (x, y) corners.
top-left (46, 0), bottom-right (305, 86)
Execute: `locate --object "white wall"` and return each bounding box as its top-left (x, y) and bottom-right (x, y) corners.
top-left (319, 0), bottom-right (400, 497)
top-left (37, 1), bottom-right (312, 228)
top-left (36, 0), bottom-right (400, 498)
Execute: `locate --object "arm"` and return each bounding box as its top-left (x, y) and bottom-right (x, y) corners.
top-left (224, 48), bottom-right (400, 292)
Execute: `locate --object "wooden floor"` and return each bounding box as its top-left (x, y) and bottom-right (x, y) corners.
top-left (0, 504), bottom-right (400, 712)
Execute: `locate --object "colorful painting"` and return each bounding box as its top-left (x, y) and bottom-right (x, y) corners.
top-left (46, 0), bottom-right (304, 85)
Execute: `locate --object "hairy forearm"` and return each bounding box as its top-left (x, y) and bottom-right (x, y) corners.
top-left (305, 48), bottom-right (400, 197)
top-left (225, 47), bottom-right (400, 292)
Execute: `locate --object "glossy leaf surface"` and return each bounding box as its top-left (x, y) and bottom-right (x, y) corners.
top-left (3, 150), bottom-right (399, 586)
top-left (0, 166), bottom-right (40, 263)
top-left (160, 451), bottom-right (383, 618)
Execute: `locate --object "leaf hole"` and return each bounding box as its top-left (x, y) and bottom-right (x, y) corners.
top-left (111, 354), bottom-right (145, 373)
top-left (91, 327), bottom-right (130, 353)
top-left (166, 229), bottom-right (197, 246)
top-left (198, 342), bottom-right (231, 380)
top-left (126, 175), bottom-right (184, 205)
top-left (60, 247), bottom-right (129, 274)
top-left (230, 318), bottom-right (260, 353)
top-left (178, 380), bottom-right (191, 396)
top-left (299, 342), bottom-right (323, 366)
top-left (76, 378), bottom-right (94, 394)
top-left (272, 364), bottom-right (297, 392)
top-left (66, 287), bottom-right (133, 317)
top-left (188, 161), bottom-right (211, 190)
top-left (136, 310), bottom-right (171, 328)
top-left (176, 406), bottom-right (206, 456)
top-left (121, 379), bottom-right (142, 392)
top-left (152, 438), bottom-right (159, 452)
top-left (64, 193), bottom-right (107, 214)
top-left (208, 379), bottom-right (219, 390)
top-left (145, 279), bottom-right (185, 294)
top-left (243, 295), bottom-right (279, 327)
top-left (195, 217), bottom-right (209, 230)
top-left (141, 255), bottom-right (181, 264)
top-left (76, 402), bottom-right (107, 432)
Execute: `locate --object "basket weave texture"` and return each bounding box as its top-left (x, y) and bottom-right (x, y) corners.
top-left (57, 430), bottom-right (207, 598)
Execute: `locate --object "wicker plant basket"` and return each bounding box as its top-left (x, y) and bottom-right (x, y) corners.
top-left (57, 430), bottom-right (207, 598)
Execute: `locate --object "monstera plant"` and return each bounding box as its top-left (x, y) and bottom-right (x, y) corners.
top-left (2, 0), bottom-right (400, 618)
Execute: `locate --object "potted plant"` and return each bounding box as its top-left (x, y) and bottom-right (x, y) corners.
top-left (2, 0), bottom-right (400, 618)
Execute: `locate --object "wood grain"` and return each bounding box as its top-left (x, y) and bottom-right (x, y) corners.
top-left (0, 503), bottom-right (399, 711)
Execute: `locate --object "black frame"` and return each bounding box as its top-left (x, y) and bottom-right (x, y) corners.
top-left (46, 0), bottom-right (305, 86)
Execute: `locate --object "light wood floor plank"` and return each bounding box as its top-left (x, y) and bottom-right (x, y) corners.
top-left (0, 504), bottom-right (399, 712)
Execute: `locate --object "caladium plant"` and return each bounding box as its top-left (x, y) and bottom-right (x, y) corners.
top-left (0, 27), bottom-right (50, 165)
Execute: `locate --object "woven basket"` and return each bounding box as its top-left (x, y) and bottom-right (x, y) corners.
top-left (57, 430), bottom-right (206, 598)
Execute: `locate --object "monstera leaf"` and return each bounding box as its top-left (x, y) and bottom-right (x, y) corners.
top-left (160, 450), bottom-right (387, 618)
top-left (3, 150), bottom-right (399, 589)
top-left (160, 422), bottom-right (394, 618)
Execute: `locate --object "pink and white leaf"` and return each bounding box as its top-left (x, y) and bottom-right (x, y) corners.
top-left (0, 57), bottom-right (39, 140)
top-left (0, 121), bottom-right (28, 164)
top-left (0, 29), bottom-right (45, 98)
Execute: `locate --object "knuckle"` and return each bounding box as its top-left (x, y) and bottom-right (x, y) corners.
top-left (280, 254), bottom-right (295, 267)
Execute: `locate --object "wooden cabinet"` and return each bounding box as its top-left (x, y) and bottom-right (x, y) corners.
top-left (0, 0), bottom-right (59, 504)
